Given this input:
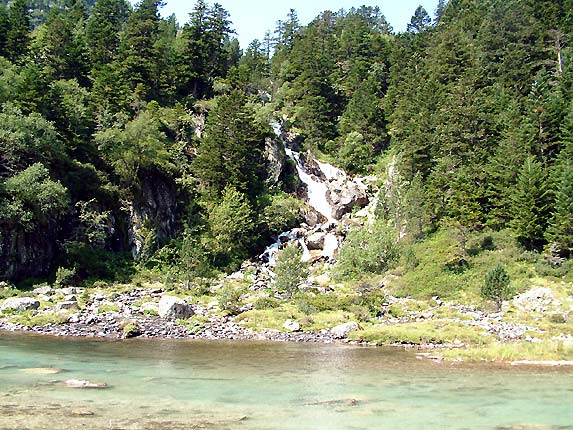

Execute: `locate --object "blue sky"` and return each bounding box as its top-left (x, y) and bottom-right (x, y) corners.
top-left (143, 1), bottom-right (440, 48)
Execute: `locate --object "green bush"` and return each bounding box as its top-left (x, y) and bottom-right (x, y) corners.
top-left (218, 281), bottom-right (246, 315)
top-left (334, 220), bottom-right (400, 280)
top-left (55, 267), bottom-right (77, 287)
top-left (254, 296), bottom-right (281, 310)
top-left (481, 265), bottom-right (513, 310)
top-left (262, 192), bottom-right (302, 234)
top-left (274, 244), bottom-right (309, 299)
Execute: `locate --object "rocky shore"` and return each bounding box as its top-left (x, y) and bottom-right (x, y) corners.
top-left (0, 281), bottom-right (551, 349)
top-left (0, 285), bottom-right (341, 343)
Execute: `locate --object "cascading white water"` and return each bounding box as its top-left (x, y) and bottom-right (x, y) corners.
top-left (259, 123), bottom-right (343, 265)
top-left (284, 148), bottom-right (335, 223)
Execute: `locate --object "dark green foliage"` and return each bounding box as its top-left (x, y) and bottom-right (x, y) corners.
top-left (510, 156), bottom-right (550, 248)
top-left (3, 0), bottom-right (573, 284)
top-left (85, 0), bottom-right (130, 67)
top-left (191, 91), bottom-right (267, 203)
top-left (481, 265), bottom-right (513, 310)
top-left (546, 162), bottom-right (573, 256)
top-left (273, 243), bottom-right (309, 299)
top-left (0, 5), bottom-right (9, 57)
top-left (6, 0), bottom-right (29, 62)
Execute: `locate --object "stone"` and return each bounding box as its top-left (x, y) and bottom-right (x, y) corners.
top-left (20, 367), bottom-right (63, 375)
top-left (306, 232), bottom-right (326, 250)
top-left (57, 287), bottom-right (78, 295)
top-left (329, 183), bottom-right (369, 220)
top-left (513, 287), bottom-right (555, 312)
top-left (64, 379), bottom-right (108, 389)
top-left (330, 322), bottom-right (359, 339)
top-left (158, 296), bottom-right (194, 320)
top-left (33, 286), bottom-right (53, 295)
top-left (283, 319), bottom-right (301, 332)
top-left (1, 297), bottom-right (40, 312)
top-left (55, 301), bottom-right (79, 312)
top-left (139, 301), bottom-right (159, 314)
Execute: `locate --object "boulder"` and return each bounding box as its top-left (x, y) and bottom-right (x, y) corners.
top-left (33, 286), bottom-right (53, 296)
top-left (283, 319), bottom-right (301, 332)
top-left (55, 301), bottom-right (78, 312)
top-left (1, 297), bottom-right (40, 312)
top-left (330, 322), bottom-right (359, 339)
top-left (158, 296), bottom-right (194, 320)
top-left (329, 183), bottom-right (369, 220)
top-left (306, 232), bottom-right (326, 250)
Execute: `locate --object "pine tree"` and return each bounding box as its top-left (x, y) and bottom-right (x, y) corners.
top-left (85, 0), bottom-right (130, 67)
top-left (510, 156), bottom-right (549, 249)
top-left (407, 6), bottom-right (431, 33)
top-left (191, 91), bottom-right (267, 203)
top-left (118, 0), bottom-right (163, 101)
top-left (6, 0), bottom-right (30, 63)
top-left (482, 265), bottom-right (513, 311)
top-left (0, 5), bottom-right (9, 57)
top-left (547, 162), bottom-right (573, 256)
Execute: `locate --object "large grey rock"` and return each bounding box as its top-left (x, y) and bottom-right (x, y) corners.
top-left (55, 301), bottom-right (79, 312)
top-left (33, 286), bottom-right (53, 295)
top-left (306, 232), bottom-right (326, 250)
top-left (1, 297), bottom-right (40, 312)
top-left (329, 183), bottom-right (369, 220)
top-left (158, 296), bottom-right (194, 320)
top-left (330, 322), bottom-right (359, 339)
top-left (284, 319), bottom-right (301, 332)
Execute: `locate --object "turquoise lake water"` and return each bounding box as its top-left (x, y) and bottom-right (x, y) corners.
top-left (0, 332), bottom-right (572, 430)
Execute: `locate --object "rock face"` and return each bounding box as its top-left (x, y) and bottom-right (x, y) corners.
top-left (0, 224), bottom-right (58, 282)
top-left (265, 137), bottom-right (287, 186)
top-left (128, 172), bottom-right (177, 258)
top-left (158, 296), bottom-right (194, 320)
top-left (330, 322), bottom-right (359, 339)
top-left (1, 297), bottom-right (40, 312)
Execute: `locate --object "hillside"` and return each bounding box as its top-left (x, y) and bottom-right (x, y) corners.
top-left (0, 0), bottom-right (572, 360)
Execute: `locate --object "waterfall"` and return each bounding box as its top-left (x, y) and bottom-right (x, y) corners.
top-left (260, 122), bottom-right (372, 268)
top-left (284, 148), bottom-right (335, 224)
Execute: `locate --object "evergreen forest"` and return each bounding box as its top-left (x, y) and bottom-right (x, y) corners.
top-left (0, 0), bottom-right (572, 295)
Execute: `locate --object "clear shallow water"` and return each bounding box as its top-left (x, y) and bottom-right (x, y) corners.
top-left (1, 333), bottom-right (572, 430)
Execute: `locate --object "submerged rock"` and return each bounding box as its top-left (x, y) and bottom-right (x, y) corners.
top-left (64, 379), bottom-right (108, 388)
top-left (20, 368), bottom-right (63, 375)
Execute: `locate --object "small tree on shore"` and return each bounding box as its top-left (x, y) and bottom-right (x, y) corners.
top-left (274, 244), bottom-right (309, 299)
top-left (481, 265), bottom-right (513, 311)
